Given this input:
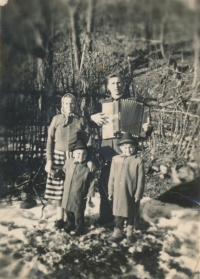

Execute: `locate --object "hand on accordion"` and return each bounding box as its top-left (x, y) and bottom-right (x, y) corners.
top-left (91, 113), bottom-right (109, 126)
top-left (87, 160), bottom-right (94, 172)
top-left (66, 151), bottom-right (73, 159)
top-left (142, 122), bottom-right (152, 132)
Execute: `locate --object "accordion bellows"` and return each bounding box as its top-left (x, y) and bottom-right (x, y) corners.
top-left (102, 99), bottom-right (150, 139)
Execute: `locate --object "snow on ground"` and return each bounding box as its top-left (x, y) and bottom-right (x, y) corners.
top-left (0, 194), bottom-right (199, 279)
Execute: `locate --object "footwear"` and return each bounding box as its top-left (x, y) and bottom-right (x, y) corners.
top-left (74, 227), bottom-right (84, 236)
top-left (64, 224), bottom-right (76, 234)
top-left (54, 219), bottom-right (64, 229)
top-left (134, 221), bottom-right (141, 231)
top-left (127, 235), bottom-right (136, 243)
top-left (126, 225), bottom-right (133, 236)
top-left (112, 228), bottom-right (123, 241)
top-left (126, 225), bottom-right (135, 243)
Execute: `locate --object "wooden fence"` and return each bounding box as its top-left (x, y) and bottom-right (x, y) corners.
top-left (0, 123), bottom-right (48, 161)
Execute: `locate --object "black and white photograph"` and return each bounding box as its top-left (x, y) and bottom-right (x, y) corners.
top-left (0, 0), bottom-right (199, 278)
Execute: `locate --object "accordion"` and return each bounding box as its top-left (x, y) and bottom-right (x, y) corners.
top-left (102, 99), bottom-right (150, 139)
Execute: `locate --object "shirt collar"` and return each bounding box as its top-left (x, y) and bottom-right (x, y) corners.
top-left (74, 159), bottom-right (87, 166)
top-left (112, 96), bottom-right (124, 102)
top-left (62, 113), bottom-right (79, 127)
top-left (62, 112), bottom-right (79, 118)
top-left (105, 95), bottom-right (124, 102)
top-left (120, 154), bottom-right (137, 158)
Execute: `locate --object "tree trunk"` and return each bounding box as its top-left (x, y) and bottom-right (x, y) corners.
top-left (160, 16), bottom-right (167, 59)
top-left (69, 0), bottom-right (81, 71)
top-left (192, 0), bottom-right (200, 89)
top-left (144, 0), bottom-right (153, 54)
top-left (36, 58), bottom-right (44, 90)
top-left (40, 0), bottom-right (54, 96)
top-left (80, 0), bottom-right (95, 72)
top-left (86, 0), bottom-right (95, 34)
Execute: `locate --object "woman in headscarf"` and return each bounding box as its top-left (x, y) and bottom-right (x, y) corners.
top-left (44, 93), bottom-right (90, 229)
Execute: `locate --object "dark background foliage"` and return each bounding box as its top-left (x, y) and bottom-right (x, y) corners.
top-left (0, 0), bottom-right (199, 196)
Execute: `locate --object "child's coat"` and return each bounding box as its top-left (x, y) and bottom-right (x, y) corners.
top-left (62, 158), bottom-right (95, 213)
top-left (108, 154), bottom-right (145, 218)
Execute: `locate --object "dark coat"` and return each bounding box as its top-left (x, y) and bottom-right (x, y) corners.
top-left (108, 154), bottom-right (145, 218)
top-left (62, 158), bottom-right (95, 213)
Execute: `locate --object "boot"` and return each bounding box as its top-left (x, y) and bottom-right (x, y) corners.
top-left (64, 223), bottom-right (76, 234)
top-left (54, 207), bottom-right (64, 229)
top-left (134, 217), bottom-right (141, 231)
top-left (74, 227), bottom-right (85, 236)
top-left (126, 225), bottom-right (134, 243)
top-left (54, 219), bottom-right (65, 229)
top-left (112, 227), bottom-right (123, 241)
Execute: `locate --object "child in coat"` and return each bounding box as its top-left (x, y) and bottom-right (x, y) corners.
top-left (62, 138), bottom-right (95, 236)
top-left (108, 132), bottom-right (145, 241)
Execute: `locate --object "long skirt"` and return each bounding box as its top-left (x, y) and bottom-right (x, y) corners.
top-left (45, 150), bottom-right (65, 201)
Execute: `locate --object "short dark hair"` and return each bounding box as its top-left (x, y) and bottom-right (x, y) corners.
top-left (107, 73), bottom-right (123, 84)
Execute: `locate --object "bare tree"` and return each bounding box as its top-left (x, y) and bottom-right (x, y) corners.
top-left (192, 0), bottom-right (200, 89)
top-left (144, 0), bottom-right (153, 53)
top-left (68, 0), bottom-right (81, 71)
top-left (80, 0), bottom-right (95, 72)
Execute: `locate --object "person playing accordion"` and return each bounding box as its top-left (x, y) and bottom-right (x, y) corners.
top-left (89, 73), bottom-right (152, 225)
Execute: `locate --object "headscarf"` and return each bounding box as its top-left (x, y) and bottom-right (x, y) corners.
top-left (61, 93), bottom-right (77, 115)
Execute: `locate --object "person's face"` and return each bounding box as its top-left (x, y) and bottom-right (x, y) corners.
top-left (120, 143), bottom-right (136, 156)
top-left (73, 149), bottom-right (88, 163)
top-left (107, 77), bottom-right (123, 100)
top-left (62, 97), bottom-right (75, 115)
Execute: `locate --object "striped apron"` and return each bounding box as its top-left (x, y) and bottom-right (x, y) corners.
top-left (45, 150), bottom-right (65, 200)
